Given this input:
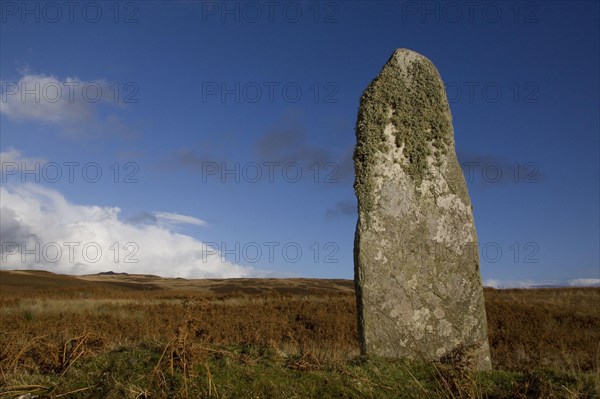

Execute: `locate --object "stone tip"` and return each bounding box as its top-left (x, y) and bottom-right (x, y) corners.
top-left (386, 48), bottom-right (432, 69)
top-left (392, 48), bottom-right (420, 56)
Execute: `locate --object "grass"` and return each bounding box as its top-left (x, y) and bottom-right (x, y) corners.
top-left (0, 270), bottom-right (598, 398)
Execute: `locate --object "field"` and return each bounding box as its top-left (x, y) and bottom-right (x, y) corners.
top-left (0, 270), bottom-right (598, 398)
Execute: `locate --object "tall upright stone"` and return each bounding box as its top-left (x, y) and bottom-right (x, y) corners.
top-left (353, 49), bottom-right (491, 370)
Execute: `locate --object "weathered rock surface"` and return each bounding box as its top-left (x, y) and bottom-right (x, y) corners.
top-left (353, 49), bottom-right (491, 370)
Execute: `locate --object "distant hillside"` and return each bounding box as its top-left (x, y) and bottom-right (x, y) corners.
top-left (0, 270), bottom-right (355, 296)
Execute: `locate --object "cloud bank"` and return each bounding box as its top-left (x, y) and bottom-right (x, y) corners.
top-left (0, 72), bottom-right (134, 137)
top-left (0, 183), bottom-right (255, 278)
top-left (483, 278), bottom-right (600, 289)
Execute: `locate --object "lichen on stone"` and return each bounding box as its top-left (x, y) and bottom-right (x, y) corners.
top-left (354, 50), bottom-right (452, 220)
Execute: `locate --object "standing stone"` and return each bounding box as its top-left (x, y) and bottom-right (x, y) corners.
top-left (353, 49), bottom-right (491, 370)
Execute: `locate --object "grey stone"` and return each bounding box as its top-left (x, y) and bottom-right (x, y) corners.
top-left (353, 49), bottom-right (491, 370)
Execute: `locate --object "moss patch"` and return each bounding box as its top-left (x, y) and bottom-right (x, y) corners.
top-left (354, 52), bottom-right (452, 219)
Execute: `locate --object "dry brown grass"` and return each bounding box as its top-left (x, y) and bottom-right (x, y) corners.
top-left (0, 270), bottom-right (598, 397)
top-left (0, 271), bottom-right (358, 379)
top-left (485, 287), bottom-right (600, 372)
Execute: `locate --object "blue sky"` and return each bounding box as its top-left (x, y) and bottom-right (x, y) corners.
top-left (1, 1), bottom-right (598, 287)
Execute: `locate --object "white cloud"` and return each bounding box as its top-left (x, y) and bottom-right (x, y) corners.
top-left (484, 278), bottom-right (600, 289)
top-left (482, 279), bottom-right (503, 289)
top-left (154, 211), bottom-right (206, 227)
top-left (0, 147), bottom-right (45, 164)
top-left (483, 279), bottom-right (547, 289)
top-left (0, 183), bottom-right (257, 278)
top-left (567, 278), bottom-right (600, 287)
top-left (1, 74), bottom-right (94, 124)
top-left (1, 147), bottom-right (46, 176)
top-left (0, 73), bottom-right (133, 137)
